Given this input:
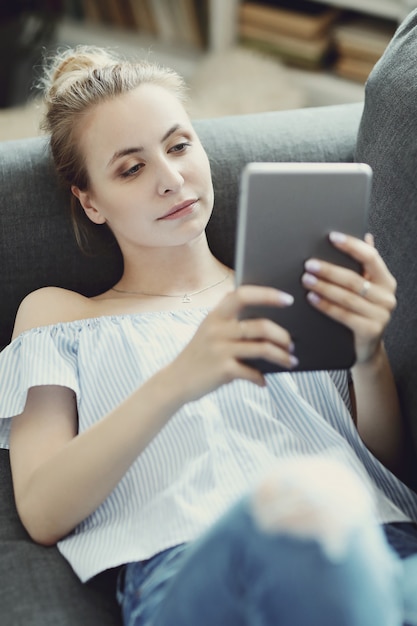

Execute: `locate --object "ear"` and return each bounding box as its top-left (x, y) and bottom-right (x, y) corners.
top-left (71, 185), bottom-right (106, 225)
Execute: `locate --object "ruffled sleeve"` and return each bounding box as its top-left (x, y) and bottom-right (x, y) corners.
top-left (0, 324), bottom-right (80, 449)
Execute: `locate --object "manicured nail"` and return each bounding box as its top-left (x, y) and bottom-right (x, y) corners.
top-left (289, 341), bottom-right (295, 354)
top-left (302, 272), bottom-right (317, 286)
top-left (279, 292), bottom-right (294, 306)
top-left (289, 355), bottom-right (299, 368)
top-left (305, 259), bottom-right (321, 273)
top-left (307, 292), bottom-right (321, 305)
top-left (329, 231), bottom-right (347, 244)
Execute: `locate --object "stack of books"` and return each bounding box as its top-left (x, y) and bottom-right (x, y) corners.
top-left (238, 0), bottom-right (340, 69)
top-left (332, 15), bottom-right (396, 83)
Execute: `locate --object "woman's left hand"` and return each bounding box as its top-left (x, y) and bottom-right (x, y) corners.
top-left (301, 232), bottom-right (397, 365)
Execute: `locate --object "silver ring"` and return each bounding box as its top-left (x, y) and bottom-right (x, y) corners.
top-left (359, 279), bottom-right (371, 298)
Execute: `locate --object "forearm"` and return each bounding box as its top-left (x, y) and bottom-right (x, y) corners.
top-left (351, 343), bottom-right (404, 473)
top-left (14, 367), bottom-right (185, 546)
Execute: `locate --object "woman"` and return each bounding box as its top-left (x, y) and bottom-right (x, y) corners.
top-left (1, 45), bottom-right (417, 625)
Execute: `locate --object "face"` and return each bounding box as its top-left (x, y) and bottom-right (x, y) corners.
top-left (73, 84), bottom-right (214, 253)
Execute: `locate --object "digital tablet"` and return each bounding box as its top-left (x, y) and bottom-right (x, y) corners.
top-left (234, 162), bottom-right (372, 373)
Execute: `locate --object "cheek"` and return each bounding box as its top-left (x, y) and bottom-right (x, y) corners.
top-left (206, 169), bottom-right (214, 207)
top-left (197, 151), bottom-right (213, 191)
top-left (207, 180), bottom-right (214, 208)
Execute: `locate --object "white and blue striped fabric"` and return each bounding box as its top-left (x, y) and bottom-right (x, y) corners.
top-left (1, 308), bottom-right (417, 582)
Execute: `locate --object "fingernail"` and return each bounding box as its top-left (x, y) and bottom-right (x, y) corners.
top-left (279, 292), bottom-right (294, 306)
top-left (289, 355), bottom-right (299, 368)
top-left (307, 292), bottom-right (321, 305)
top-left (329, 231), bottom-right (347, 244)
top-left (302, 272), bottom-right (317, 286)
top-left (305, 259), bottom-right (321, 273)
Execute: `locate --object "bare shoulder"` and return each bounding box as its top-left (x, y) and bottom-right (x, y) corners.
top-left (12, 287), bottom-right (92, 339)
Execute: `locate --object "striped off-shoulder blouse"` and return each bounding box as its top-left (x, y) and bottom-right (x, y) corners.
top-left (0, 308), bottom-right (416, 582)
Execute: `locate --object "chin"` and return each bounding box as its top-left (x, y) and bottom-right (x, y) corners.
top-left (176, 221), bottom-right (209, 248)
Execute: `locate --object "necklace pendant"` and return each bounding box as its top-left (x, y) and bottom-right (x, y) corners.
top-left (182, 294), bottom-right (192, 303)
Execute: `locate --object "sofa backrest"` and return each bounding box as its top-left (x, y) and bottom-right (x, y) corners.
top-left (355, 10), bottom-right (417, 473)
top-left (0, 102), bottom-right (363, 350)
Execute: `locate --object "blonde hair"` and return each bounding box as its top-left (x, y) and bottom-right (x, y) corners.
top-left (41, 45), bottom-right (188, 252)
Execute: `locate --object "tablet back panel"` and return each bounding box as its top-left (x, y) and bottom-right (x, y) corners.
top-left (235, 162), bottom-right (372, 372)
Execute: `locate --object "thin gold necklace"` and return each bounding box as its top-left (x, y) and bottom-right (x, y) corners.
top-left (111, 272), bottom-right (230, 304)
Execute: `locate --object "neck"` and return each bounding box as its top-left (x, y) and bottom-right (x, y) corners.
top-left (117, 236), bottom-right (226, 295)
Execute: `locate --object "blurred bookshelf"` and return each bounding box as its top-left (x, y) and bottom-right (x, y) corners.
top-left (309, 0), bottom-right (413, 20)
top-left (236, 0), bottom-right (417, 90)
top-left (2, 0), bottom-right (415, 114)
top-left (55, 0), bottom-right (239, 81)
top-left (56, 17), bottom-right (200, 81)
top-left (54, 0), bottom-right (417, 108)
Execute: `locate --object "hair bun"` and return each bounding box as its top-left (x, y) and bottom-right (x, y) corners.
top-left (44, 45), bottom-right (119, 96)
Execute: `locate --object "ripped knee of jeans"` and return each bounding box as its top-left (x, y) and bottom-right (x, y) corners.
top-left (250, 456), bottom-right (376, 561)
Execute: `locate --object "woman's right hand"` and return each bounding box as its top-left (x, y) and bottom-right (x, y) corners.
top-left (168, 285), bottom-right (296, 402)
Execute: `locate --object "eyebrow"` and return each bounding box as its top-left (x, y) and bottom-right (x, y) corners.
top-left (107, 123), bottom-right (182, 168)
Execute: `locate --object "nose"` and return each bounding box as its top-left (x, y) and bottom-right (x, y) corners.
top-left (157, 157), bottom-right (184, 196)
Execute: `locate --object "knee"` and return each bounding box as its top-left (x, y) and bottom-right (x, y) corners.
top-left (250, 456), bottom-right (376, 561)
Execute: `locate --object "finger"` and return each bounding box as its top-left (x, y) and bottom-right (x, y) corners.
top-left (236, 318), bottom-right (293, 350)
top-left (306, 291), bottom-right (390, 339)
top-left (302, 271), bottom-right (397, 314)
top-left (234, 338), bottom-right (299, 370)
top-left (217, 285), bottom-right (294, 320)
top-left (364, 232), bottom-right (374, 247)
top-left (234, 318), bottom-right (296, 369)
top-left (233, 362), bottom-right (266, 387)
top-left (328, 231), bottom-right (396, 291)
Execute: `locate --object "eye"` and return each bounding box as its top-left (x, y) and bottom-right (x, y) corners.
top-left (120, 163), bottom-right (143, 178)
top-left (169, 141), bottom-right (191, 154)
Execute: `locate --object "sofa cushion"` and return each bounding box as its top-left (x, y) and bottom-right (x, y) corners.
top-left (355, 9), bottom-right (417, 473)
top-left (0, 137), bottom-right (123, 352)
top-left (0, 449), bottom-right (121, 625)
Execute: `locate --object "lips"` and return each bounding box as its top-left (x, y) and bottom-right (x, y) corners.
top-left (158, 199), bottom-right (198, 220)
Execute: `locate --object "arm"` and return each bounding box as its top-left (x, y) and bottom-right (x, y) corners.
top-left (350, 344), bottom-right (403, 473)
top-left (10, 374), bottom-right (187, 546)
top-left (10, 285), bottom-right (295, 546)
top-left (301, 233), bottom-right (404, 473)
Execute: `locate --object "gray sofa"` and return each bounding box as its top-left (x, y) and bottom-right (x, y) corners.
top-left (1, 10), bottom-right (417, 624)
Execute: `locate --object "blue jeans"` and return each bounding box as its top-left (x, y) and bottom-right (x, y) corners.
top-left (383, 522), bottom-right (417, 626)
top-left (117, 496), bottom-right (403, 626)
